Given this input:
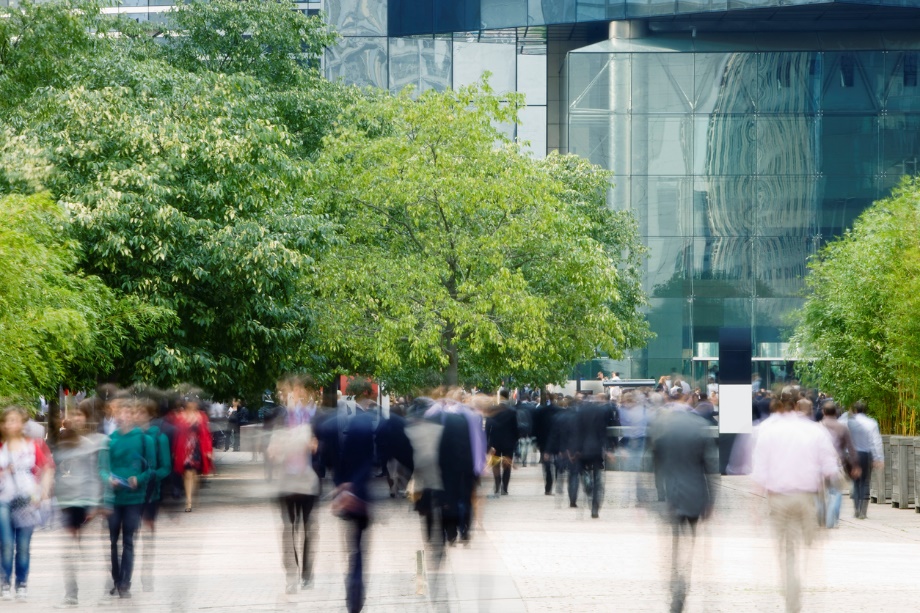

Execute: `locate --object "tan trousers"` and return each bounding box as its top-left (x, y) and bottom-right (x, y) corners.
top-left (768, 492), bottom-right (818, 613)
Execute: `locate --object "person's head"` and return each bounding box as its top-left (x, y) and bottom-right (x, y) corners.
top-left (851, 400), bottom-right (868, 415)
top-left (111, 393), bottom-right (137, 431)
top-left (499, 388), bottom-right (510, 401)
top-left (1, 406), bottom-right (28, 441)
top-left (346, 378), bottom-right (374, 401)
top-left (668, 386), bottom-right (684, 401)
top-left (821, 400), bottom-right (838, 417)
top-left (795, 397), bottom-right (813, 417)
top-left (771, 385), bottom-right (799, 413)
top-left (71, 397), bottom-right (99, 433)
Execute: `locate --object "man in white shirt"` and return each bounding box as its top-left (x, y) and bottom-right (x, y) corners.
top-left (752, 388), bottom-right (839, 613)
top-left (846, 401), bottom-right (884, 519)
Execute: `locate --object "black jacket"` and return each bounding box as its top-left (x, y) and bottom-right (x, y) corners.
top-left (486, 404), bottom-right (518, 456)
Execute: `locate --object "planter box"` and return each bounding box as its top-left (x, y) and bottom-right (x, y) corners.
top-left (890, 436), bottom-right (916, 509)
top-left (870, 435), bottom-right (892, 504)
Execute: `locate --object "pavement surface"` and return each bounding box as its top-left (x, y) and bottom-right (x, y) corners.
top-left (18, 450), bottom-right (920, 612)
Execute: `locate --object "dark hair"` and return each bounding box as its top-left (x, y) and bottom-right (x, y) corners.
top-left (499, 389), bottom-right (510, 400)
top-left (76, 397), bottom-right (102, 420)
top-left (346, 378), bottom-right (374, 399)
top-left (821, 400), bottom-right (837, 417)
top-left (851, 400), bottom-right (868, 414)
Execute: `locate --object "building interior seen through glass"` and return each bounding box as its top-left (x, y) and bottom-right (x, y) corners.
top-left (566, 36), bottom-right (920, 381)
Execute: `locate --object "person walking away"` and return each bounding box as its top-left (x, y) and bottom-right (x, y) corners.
top-left (532, 394), bottom-right (561, 495)
top-left (324, 379), bottom-right (376, 613)
top-left (846, 401), bottom-right (883, 519)
top-left (171, 394), bottom-right (213, 512)
top-left (485, 390), bottom-right (517, 496)
top-left (99, 397), bottom-right (155, 599)
top-left (0, 406), bottom-right (55, 601)
top-left (653, 406), bottom-right (718, 612)
top-left (53, 399), bottom-right (104, 607)
top-left (818, 401), bottom-right (859, 528)
top-left (227, 399), bottom-right (248, 453)
top-left (574, 396), bottom-right (614, 518)
top-left (751, 388), bottom-right (839, 612)
top-left (136, 397), bottom-right (172, 592)
top-left (267, 378), bottom-right (321, 594)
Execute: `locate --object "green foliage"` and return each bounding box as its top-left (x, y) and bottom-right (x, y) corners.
top-left (313, 84), bottom-right (650, 392)
top-left (0, 193), bottom-right (168, 400)
top-left (792, 176), bottom-right (920, 434)
top-left (0, 0), bottom-right (350, 398)
top-left (164, 0), bottom-right (336, 86)
top-left (0, 1), bottom-right (103, 115)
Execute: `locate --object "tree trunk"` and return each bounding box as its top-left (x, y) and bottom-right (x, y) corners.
top-left (442, 325), bottom-right (459, 387)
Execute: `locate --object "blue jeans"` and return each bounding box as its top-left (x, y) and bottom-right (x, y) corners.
top-left (0, 502), bottom-right (34, 587)
top-left (108, 504), bottom-right (143, 590)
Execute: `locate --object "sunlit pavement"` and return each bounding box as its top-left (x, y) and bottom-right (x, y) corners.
top-left (23, 451), bottom-right (920, 612)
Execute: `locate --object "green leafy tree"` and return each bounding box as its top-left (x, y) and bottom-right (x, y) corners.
top-left (0, 0), bottom-right (350, 398)
top-left (313, 84), bottom-right (650, 391)
top-left (0, 193), bottom-right (168, 400)
top-left (792, 176), bottom-right (920, 434)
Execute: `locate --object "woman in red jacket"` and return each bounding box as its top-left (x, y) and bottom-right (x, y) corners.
top-left (171, 396), bottom-right (212, 512)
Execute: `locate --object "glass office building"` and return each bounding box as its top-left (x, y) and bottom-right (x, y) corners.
top-left (46, 0), bottom-right (920, 382)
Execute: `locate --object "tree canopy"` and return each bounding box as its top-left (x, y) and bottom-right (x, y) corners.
top-left (792, 177), bottom-right (920, 435)
top-left (313, 85), bottom-right (649, 391)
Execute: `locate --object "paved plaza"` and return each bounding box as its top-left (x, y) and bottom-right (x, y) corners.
top-left (21, 451), bottom-right (920, 612)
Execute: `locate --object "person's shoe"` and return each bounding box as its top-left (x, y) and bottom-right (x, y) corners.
top-left (56, 596), bottom-right (79, 608)
top-left (300, 578), bottom-right (313, 590)
top-left (118, 587), bottom-right (131, 599)
top-left (569, 502), bottom-right (578, 508)
top-left (109, 587), bottom-right (119, 597)
top-left (591, 510), bottom-right (600, 519)
top-left (285, 582), bottom-right (299, 595)
top-left (1, 585), bottom-right (11, 600)
top-left (501, 490), bottom-right (509, 495)
top-left (14, 585), bottom-right (27, 600)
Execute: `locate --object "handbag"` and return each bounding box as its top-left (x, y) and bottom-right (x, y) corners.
top-left (10, 495), bottom-right (42, 529)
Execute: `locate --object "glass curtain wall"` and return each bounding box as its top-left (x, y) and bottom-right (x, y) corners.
top-left (325, 0), bottom-right (549, 156)
top-left (566, 37), bottom-right (920, 379)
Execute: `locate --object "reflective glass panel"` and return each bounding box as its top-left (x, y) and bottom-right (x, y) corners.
top-left (453, 40), bottom-right (516, 92)
top-left (821, 115), bottom-right (878, 177)
top-left (328, 0), bottom-right (388, 36)
top-left (819, 176), bottom-right (878, 239)
top-left (632, 54), bottom-right (695, 114)
top-left (481, 0), bottom-right (526, 29)
top-left (753, 237), bottom-right (810, 298)
top-left (389, 36), bottom-right (452, 94)
top-left (632, 115), bottom-right (693, 175)
top-left (756, 115), bottom-right (819, 176)
top-left (755, 176), bottom-right (819, 238)
top-left (694, 115), bottom-right (756, 176)
top-left (631, 176), bottom-right (693, 238)
top-left (325, 37), bottom-right (388, 88)
top-left (518, 54), bottom-right (547, 105)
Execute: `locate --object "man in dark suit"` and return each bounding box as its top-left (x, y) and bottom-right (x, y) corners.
top-left (532, 394), bottom-right (561, 495)
top-left (326, 379), bottom-right (376, 613)
top-left (574, 396), bottom-right (615, 518)
top-left (486, 390), bottom-right (518, 496)
top-left (653, 408), bottom-right (718, 612)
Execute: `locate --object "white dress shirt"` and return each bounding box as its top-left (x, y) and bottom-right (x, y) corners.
top-left (752, 412), bottom-right (840, 494)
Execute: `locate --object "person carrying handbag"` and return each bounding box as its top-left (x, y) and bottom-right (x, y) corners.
top-left (0, 405), bottom-right (55, 601)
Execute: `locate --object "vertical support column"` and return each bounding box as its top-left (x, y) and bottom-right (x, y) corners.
top-left (718, 327), bottom-right (752, 474)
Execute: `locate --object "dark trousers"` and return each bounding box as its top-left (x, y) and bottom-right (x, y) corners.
top-left (280, 494), bottom-right (317, 584)
top-left (852, 451), bottom-right (872, 514)
top-left (670, 515), bottom-right (699, 613)
top-left (492, 457), bottom-right (511, 494)
top-left (108, 504), bottom-right (143, 590)
top-left (542, 458), bottom-right (554, 494)
top-left (581, 457), bottom-right (605, 515)
top-left (345, 514), bottom-right (369, 613)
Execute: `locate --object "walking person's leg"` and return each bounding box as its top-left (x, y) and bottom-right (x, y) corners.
top-left (300, 496), bottom-right (317, 586)
top-left (346, 516), bottom-right (369, 613)
top-left (117, 504), bottom-right (142, 596)
top-left (0, 503), bottom-right (14, 596)
top-left (108, 506), bottom-right (124, 593)
top-left (183, 469), bottom-right (197, 512)
top-left (12, 525), bottom-right (33, 596)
